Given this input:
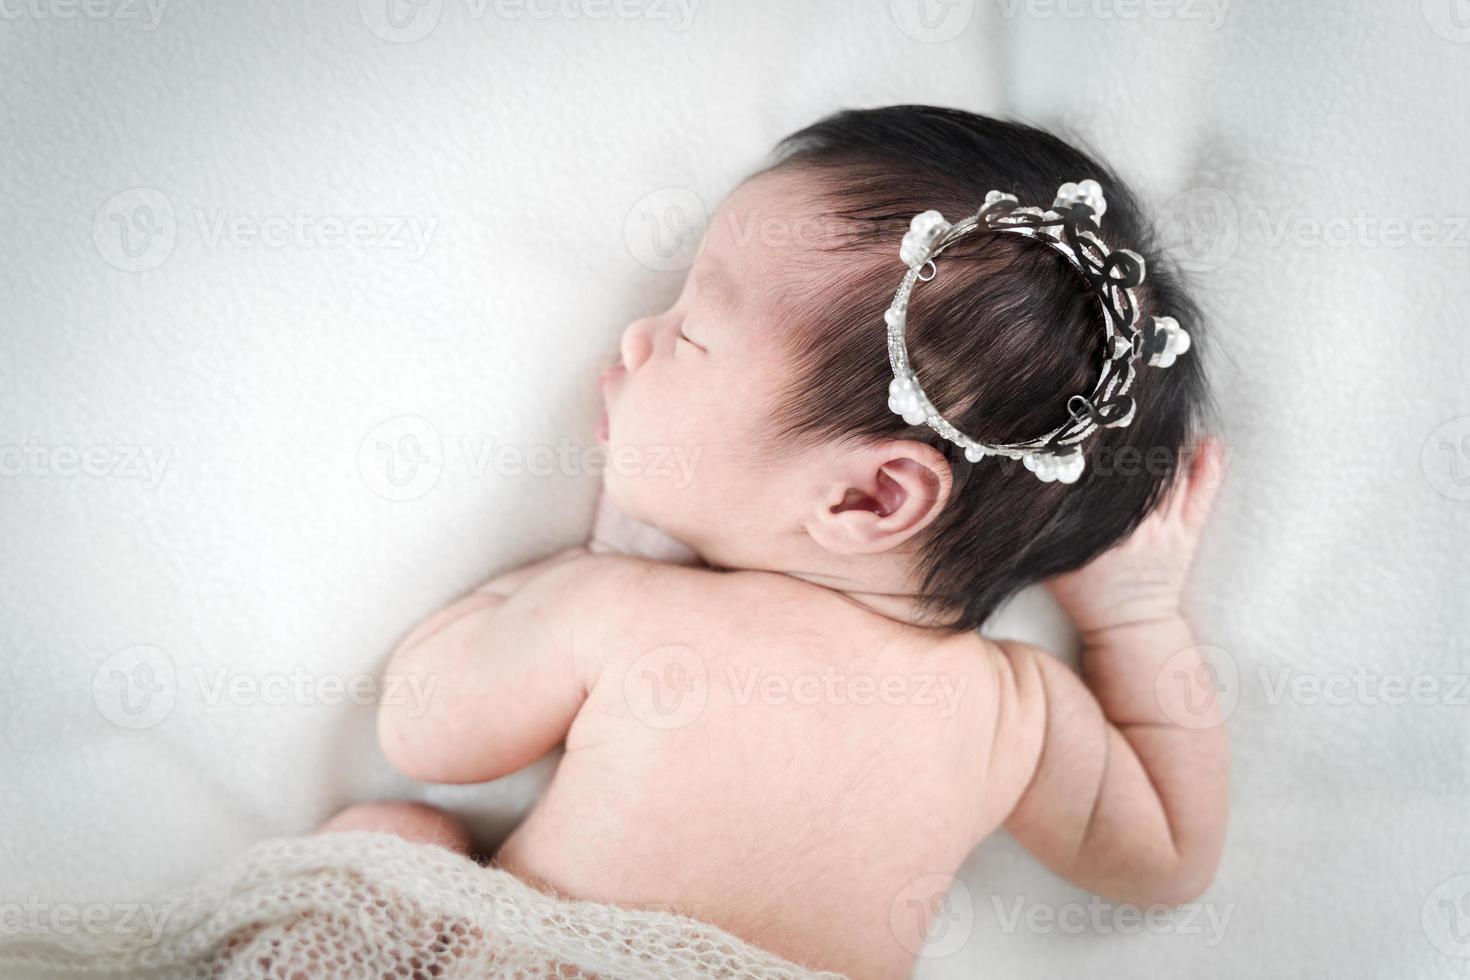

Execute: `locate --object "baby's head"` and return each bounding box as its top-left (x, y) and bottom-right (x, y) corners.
top-left (600, 105), bottom-right (1209, 631)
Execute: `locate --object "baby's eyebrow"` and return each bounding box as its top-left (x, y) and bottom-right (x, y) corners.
top-left (694, 255), bottom-right (740, 313)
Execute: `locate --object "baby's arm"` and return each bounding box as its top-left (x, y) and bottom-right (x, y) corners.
top-left (380, 484), bottom-right (692, 782)
top-left (1001, 441), bottom-right (1230, 905)
top-left (378, 547), bottom-right (614, 783)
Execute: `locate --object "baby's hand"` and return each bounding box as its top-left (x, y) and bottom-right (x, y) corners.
top-left (1011, 438), bottom-right (1230, 905)
top-left (1046, 438), bottom-right (1226, 635)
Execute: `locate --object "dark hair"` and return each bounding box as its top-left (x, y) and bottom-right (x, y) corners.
top-left (758, 105), bottom-right (1212, 632)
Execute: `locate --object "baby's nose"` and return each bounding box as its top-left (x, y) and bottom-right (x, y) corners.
top-left (618, 317), bottom-right (655, 372)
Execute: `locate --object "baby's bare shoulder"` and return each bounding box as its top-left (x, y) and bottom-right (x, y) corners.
top-left (551, 552), bottom-right (726, 602)
top-left (557, 557), bottom-right (1021, 687)
top-left (537, 552), bottom-right (739, 634)
top-left (553, 559), bottom-right (861, 650)
top-left (554, 554), bottom-right (793, 604)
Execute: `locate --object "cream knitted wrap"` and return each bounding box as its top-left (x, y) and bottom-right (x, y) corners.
top-left (0, 833), bottom-right (846, 980)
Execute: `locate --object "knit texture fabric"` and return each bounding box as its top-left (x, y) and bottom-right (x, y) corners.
top-left (0, 833), bottom-right (846, 980)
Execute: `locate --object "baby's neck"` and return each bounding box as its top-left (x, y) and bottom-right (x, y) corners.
top-left (694, 546), bottom-right (945, 630)
top-left (788, 570), bottom-right (940, 625)
top-left (601, 498), bottom-right (946, 630)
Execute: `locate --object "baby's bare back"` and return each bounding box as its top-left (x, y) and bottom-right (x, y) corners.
top-left (495, 566), bottom-right (1033, 980)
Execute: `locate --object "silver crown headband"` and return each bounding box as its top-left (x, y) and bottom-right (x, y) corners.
top-left (885, 179), bottom-right (1191, 484)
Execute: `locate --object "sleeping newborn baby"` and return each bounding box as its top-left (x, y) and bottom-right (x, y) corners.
top-left (324, 106), bottom-right (1230, 979)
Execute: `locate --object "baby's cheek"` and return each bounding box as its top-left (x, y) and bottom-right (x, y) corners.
top-left (632, 380), bottom-right (715, 451)
top-left (600, 454), bottom-right (695, 535)
top-left (611, 369), bottom-right (759, 510)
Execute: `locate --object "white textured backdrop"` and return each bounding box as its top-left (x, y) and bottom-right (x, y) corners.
top-left (2, 1), bottom-right (1467, 977)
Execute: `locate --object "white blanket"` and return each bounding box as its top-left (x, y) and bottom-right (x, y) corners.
top-left (2, 1), bottom-right (1466, 977)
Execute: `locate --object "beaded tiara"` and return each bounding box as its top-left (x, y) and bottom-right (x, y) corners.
top-left (884, 180), bottom-right (1191, 484)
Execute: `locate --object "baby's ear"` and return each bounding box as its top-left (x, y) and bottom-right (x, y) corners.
top-left (803, 439), bottom-right (953, 556)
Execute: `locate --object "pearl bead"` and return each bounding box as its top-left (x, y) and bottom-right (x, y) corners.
top-left (910, 210), bottom-right (944, 234)
top-left (1054, 178), bottom-right (1107, 219)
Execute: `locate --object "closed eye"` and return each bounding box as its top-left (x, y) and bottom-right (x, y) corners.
top-left (677, 330), bottom-right (707, 353)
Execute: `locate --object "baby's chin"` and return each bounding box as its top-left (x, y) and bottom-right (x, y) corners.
top-left (601, 472), bottom-right (668, 530)
top-left (599, 478), bottom-right (704, 564)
